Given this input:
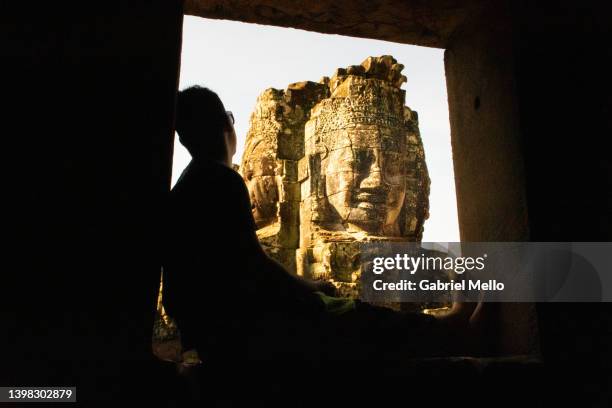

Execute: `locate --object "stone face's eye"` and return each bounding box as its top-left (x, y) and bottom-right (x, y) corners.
top-left (382, 152), bottom-right (405, 185)
top-left (382, 136), bottom-right (400, 152)
top-left (353, 149), bottom-right (372, 173)
top-left (328, 147), bottom-right (355, 172)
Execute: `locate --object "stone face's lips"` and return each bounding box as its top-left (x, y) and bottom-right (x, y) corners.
top-left (355, 191), bottom-right (385, 203)
top-left (357, 202), bottom-right (375, 210)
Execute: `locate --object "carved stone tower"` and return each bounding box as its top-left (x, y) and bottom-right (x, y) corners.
top-left (241, 56), bottom-right (430, 298)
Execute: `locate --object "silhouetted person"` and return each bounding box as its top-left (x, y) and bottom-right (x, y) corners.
top-left (163, 87), bottom-right (335, 371)
top-left (163, 86), bottom-right (477, 403)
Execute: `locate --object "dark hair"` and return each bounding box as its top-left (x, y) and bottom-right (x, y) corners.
top-left (175, 86), bottom-right (231, 160)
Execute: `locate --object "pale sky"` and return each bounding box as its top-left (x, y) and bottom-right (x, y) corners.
top-left (173, 16), bottom-right (459, 242)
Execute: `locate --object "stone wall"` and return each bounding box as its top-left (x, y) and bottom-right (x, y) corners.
top-left (184, 0), bottom-right (483, 48)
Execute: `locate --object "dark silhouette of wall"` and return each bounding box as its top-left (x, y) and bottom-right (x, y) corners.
top-left (445, 4), bottom-right (612, 403)
top-left (513, 1), bottom-right (612, 404)
top-left (444, 3), bottom-right (537, 357)
top-left (2, 1), bottom-right (182, 403)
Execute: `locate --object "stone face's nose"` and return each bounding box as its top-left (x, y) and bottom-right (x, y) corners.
top-left (360, 170), bottom-right (382, 190)
top-left (359, 149), bottom-right (383, 190)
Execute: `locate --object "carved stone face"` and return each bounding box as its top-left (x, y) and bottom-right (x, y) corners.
top-left (322, 132), bottom-right (407, 235)
top-left (242, 142), bottom-right (278, 229)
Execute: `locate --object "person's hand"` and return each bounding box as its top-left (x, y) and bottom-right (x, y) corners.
top-left (314, 280), bottom-right (338, 297)
top-left (424, 301), bottom-right (480, 330)
top-left (177, 349), bottom-right (202, 375)
top-left (152, 338), bottom-right (182, 363)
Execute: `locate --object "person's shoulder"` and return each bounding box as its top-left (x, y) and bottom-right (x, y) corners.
top-left (172, 160), bottom-right (229, 184)
top-left (188, 160), bottom-right (235, 176)
top-left (196, 161), bottom-right (244, 186)
top-left (172, 160), bottom-right (247, 195)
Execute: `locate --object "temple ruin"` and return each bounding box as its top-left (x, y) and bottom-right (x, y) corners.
top-left (241, 55), bottom-right (430, 300)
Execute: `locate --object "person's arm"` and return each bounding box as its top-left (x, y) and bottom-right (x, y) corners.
top-left (254, 246), bottom-right (337, 296)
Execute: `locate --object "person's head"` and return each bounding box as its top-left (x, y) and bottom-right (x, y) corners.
top-left (175, 86), bottom-right (236, 165)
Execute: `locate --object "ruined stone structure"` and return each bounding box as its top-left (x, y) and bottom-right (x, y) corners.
top-left (241, 56), bottom-right (430, 299)
top-left (241, 82), bottom-right (329, 272)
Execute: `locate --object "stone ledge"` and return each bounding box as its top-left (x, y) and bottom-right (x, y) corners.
top-left (184, 0), bottom-right (485, 48)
